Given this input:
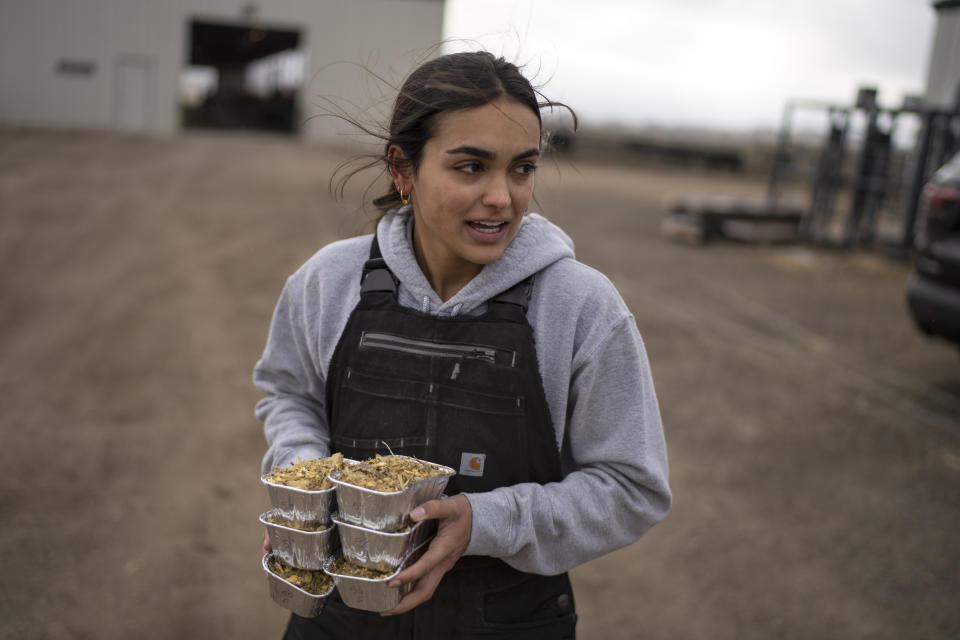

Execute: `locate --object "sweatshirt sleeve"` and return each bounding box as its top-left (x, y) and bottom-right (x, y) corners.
top-left (253, 274), bottom-right (331, 474)
top-left (463, 314), bottom-right (672, 575)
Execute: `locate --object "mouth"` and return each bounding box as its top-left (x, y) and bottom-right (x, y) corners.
top-left (466, 220), bottom-right (509, 234)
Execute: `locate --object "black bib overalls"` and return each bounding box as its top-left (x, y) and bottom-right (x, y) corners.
top-left (283, 237), bottom-right (577, 639)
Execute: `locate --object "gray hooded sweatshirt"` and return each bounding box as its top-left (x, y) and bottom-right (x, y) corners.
top-left (254, 210), bottom-right (671, 575)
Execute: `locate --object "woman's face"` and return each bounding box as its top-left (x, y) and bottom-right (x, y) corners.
top-left (397, 97), bottom-right (541, 295)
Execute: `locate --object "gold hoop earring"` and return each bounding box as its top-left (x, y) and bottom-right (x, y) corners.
top-left (399, 187), bottom-right (410, 206)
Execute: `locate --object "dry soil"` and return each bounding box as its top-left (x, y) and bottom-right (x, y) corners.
top-left (1, 129), bottom-right (958, 640)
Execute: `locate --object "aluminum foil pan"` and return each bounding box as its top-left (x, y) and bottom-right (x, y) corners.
top-left (262, 552), bottom-right (335, 618)
top-left (332, 513), bottom-right (437, 572)
top-left (322, 538), bottom-right (431, 613)
top-left (260, 509), bottom-right (339, 570)
top-left (329, 457), bottom-right (455, 532)
top-left (260, 476), bottom-right (336, 528)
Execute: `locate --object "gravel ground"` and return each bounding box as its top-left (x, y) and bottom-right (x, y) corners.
top-left (1, 128), bottom-right (958, 640)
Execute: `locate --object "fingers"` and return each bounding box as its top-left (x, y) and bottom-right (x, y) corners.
top-left (378, 495), bottom-right (473, 616)
top-left (409, 494), bottom-right (468, 522)
top-left (389, 495), bottom-right (472, 586)
top-left (380, 565), bottom-right (445, 615)
top-left (388, 536), bottom-right (456, 587)
top-left (262, 530), bottom-right (272, 554)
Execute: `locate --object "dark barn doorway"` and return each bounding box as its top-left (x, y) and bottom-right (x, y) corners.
top-left (181, 19), bottom-right (303, 134)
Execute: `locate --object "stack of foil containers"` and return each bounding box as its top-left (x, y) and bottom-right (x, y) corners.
top-left (260, 456), bottom-right (454, 615)
top-left (260, 472), bottom-right (339, 617)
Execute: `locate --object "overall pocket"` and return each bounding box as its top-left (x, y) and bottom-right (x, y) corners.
top-left (330, 367), bottom-right (430, 459)
top-left (435, 384), bottom-right (528, 494)
top-left (359, 331), bottom-right (517, 367)
top-left (462, 572), bottom-right (577, 639)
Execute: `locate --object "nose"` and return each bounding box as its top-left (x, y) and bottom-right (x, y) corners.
top-left (481, 173), bottom-right (511, 210)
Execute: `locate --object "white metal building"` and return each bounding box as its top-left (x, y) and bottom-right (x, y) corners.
top-left (926, 0), bottom-right (960, 109)
top-left (0, 0), bottom-right (445, 140)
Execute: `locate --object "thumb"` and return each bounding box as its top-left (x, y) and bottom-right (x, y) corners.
top-left (409, 495), bottom-right (466, 522)
top-left (409, 500), bottom-right (437, 522)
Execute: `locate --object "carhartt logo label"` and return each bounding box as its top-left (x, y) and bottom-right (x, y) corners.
top-left (460, 452), bottom-right (485, 477)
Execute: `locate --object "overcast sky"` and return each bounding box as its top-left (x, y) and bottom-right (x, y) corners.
top-left (442, 0), bottom-right (938, 132)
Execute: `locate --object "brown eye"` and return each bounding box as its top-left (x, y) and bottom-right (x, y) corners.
top-left (515, 163), bottom-right (538, 176)
top-left (457, 162), bottom-right (483, 174)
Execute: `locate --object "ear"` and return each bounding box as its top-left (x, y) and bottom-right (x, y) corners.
top-left (387, 145), bottom-right (412, 192)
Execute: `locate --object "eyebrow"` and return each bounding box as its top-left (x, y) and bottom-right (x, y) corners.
top-left (445, 145), bottom-right (541, 161)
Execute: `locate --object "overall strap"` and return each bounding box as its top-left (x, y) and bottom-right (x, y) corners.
top-left (360, 234), bottom-right (534, 312)
top-left (360, 235), bottom-right (399, 297)
top-left (488, 276), bottom-right (534, 313)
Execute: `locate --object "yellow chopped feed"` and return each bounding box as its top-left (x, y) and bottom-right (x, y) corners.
top-left (328, 556), bottom-right (394, 580)
top-left (336, 455), bottom-right (446, 492)
top-left (264, 453), bottom-right (347, 491)
top-left (268, 556), bottom-right (332, 595)
top-left (263, 513), bottom-right (329, 532)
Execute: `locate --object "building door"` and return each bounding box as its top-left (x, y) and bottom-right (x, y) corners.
top-left (182, 19), bottom-right (302, 133)
top-left (115, 55), bottom-right (154, 132)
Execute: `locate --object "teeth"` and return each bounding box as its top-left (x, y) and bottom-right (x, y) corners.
top-left (470, 221), bottom-right (504, 234)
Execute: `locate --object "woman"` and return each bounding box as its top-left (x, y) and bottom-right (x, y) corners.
top-left (254, 51), bottom-right (671, 639)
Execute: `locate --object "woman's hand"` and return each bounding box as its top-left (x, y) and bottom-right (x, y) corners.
top-left (262, 529), bottom-right (272, 555)
top-left (380, 494), bottom-right (473, 616)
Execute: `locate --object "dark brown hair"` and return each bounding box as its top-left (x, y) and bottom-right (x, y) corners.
top-left (331, 50), bottom-right (576, 214)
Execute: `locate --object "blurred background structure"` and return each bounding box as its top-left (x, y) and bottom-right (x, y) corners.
top-left (0, 0), bottom-right (444, 139)
top-left (2, 2), bottom-right (960, 639)
top-left (2, 0), bottom-right (958, 251)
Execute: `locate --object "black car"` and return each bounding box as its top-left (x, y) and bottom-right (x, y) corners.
top-left (907, 151), bottom-right (960, 350)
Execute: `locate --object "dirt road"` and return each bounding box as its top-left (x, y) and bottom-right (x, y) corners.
top-left (1, 129), bottom-right (958, 639)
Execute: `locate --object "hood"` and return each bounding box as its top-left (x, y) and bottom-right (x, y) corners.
top-left (376, 208), bottom-right (575, 315)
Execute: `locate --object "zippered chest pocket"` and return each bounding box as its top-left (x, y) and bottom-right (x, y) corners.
top-left (359, 331), bottom-right (517, 367)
